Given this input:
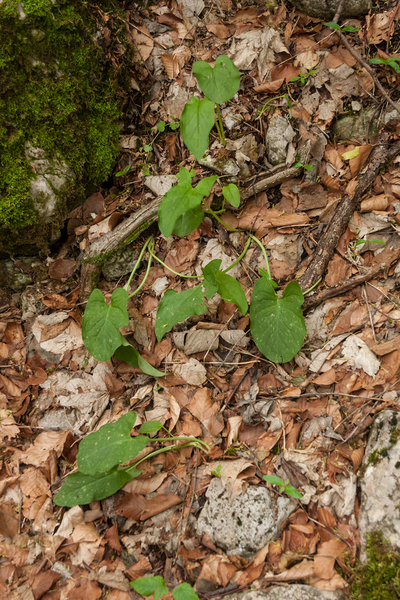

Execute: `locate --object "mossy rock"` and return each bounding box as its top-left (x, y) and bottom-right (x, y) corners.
top-left (0, 0), bottom-right (127, 254)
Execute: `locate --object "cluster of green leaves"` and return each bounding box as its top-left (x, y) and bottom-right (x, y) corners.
top-left (180, 55), bottom-right (240, 159)
top-left (263, 475), bottom-right (303, 499)
top-left (290, 70), bottom-right (317, 87)
top-left (324, 22), bottom-right (359, 33)
top-left (82, 287), bottom-right (164, 377)
top-left (131, 576), bottom-right (198, 600)
top-left (140, 120), bottom-right (180, 175)
top-left (55, 412), bottom-right (208, 507)
top-left (369, 56), bottom-right (400, 74)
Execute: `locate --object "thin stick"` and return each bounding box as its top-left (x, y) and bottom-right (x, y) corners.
top-left (363, 285), bottom-right (377, 342)
top-left (332, 0), bottom-right (345, 23)
top-left (386, 0), bottom-right (400, 53)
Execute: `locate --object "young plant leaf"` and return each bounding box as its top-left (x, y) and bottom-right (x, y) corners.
top-left (115, 340), bottom-right (165, 378)
top-left (193, 55), bottom-right (240, 104)
top-left (155, 284), bottom-right (206, 342)
top-left (173, 583), bottom-right (200, 600)
top-left (180, 96), bottom-right (215, 160)
top-left (202, 259), bottom-right (247, 314)
top-left (139, 420), bottom-right (163, 433)
top-left (82, 288), bottom-right (129, 362)
top-left (77, 412), bottom-right (149, 475)
top-left (214, 270), bottom-right (248, 315)
top-left (202, 259), bottom-right (222, 299)
top-left (250, 277), bottom-right (307, 363)
top-left (54, 467), bottom-right (138, 507)
top-left (158, 168), bottom-right (217, 238)
top-left (285, 485), bottom-right (303, 499)
top-left (263, 475), bottom-right (285, 486)
top-left (222, 183), bottom-right (240, 208)
top-left (131, 576), bottom-right (169, 598)
top-left (323, 21), bottom-right (341, 29)
top-left (157, 121), bottom-right (166, 132)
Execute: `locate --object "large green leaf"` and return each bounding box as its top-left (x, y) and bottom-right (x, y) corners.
top-left (202, 259), bottom-right (247, 314)
top-left (77, 412), bottom-right (149, 475)
top-left (155, 285), bottom-right (206, 342)
top-left (115, 340), bottom-right (165, 378)
top-left (158, 168), bottom-right (217, 238)
top-left (193, 55), bottom-right (240, 104)
top-left (173, 205), bottom-right (205, 237)
top-left (250, 277), bottom-right (306, 363)
top-left (131, 576), bottom-right (169, 599)
top-left (82, 288), bottom-right (129, 362)
top-left (54, 467), bottom-right (139, 507)
top-left (180, 96), bottom-right (215, 160)
top-left (222, 183), bottom-right (240, 208)
top-left (173, 583), bottom-right (199, 600)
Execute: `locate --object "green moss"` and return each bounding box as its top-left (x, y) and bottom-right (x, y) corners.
top-left (368, 448), bottom-right (390, 465)
top-left (0, 0), bottom-right (126, 251)
top-left (349, 531), bottom-right (400, 599)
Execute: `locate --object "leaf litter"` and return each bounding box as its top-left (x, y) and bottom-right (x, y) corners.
top-left (3, 0), bottom-right (400, 597)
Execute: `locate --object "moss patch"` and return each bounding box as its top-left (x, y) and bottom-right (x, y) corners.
top-left (0, 0), bottom-right (126, 252)
top-left (350, 531), bottom-right (400, 599)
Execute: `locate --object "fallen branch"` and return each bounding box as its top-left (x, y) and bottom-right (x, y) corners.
top-left (79, 198), bottom-right (161, 300)
top-left (302, 265), bottom-right (381, 311)
top-left (299, 135), bottom-right (400, 293)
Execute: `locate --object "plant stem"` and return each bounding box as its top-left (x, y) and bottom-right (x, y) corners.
top-left (128, 238), bottom-right (154, 298)
top-left (159, 436), bottom-right (210, 450)
top-left (303, 277), bottom-right (322, 295)
top-left (124, 236), bottom-right (153, 292)
top-left (129, 440), bottom-right (207, 471)
top-left (148, 247), bottom-right (201, 279)
top-left (214, 117), bottom-right (223, 141)
top-left (202, 203), bottom-right (239, 232)
top-left (223, 236), bottom-right (252, 273)
top-left (250, 234), bottom-right (271, 280)
top-left (216, 104), bottom-right (226, 146)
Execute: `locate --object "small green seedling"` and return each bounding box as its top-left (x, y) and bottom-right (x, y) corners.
top-left (263, 475), bottom-right (303, 499)
top-left (256, 93), bottom-right (292, 120)
top-left (116, 164), bottom-right (131, 177)
top-left (324, 22), bottom-right (359, 33)
top-left (54, 413), bottom-right (209, 507)
top-left (289, 70), bottom-right (317, 87)
top-left (292, 160), bottom-right (313, 171)
top-left (180, 54), bottom-right (240, 158)
top-left (369, 56), bottom-right (400, 74)
top-left (211, 464), bottom-right (222, 478)
top-left (131, 576), bottom-right (199, 600)
top-left (355, 238), bottom-right (386, 247)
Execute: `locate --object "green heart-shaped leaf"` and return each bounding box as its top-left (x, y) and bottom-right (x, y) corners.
top-left (173, 583), bottom-right (200, 600)
top-left (173, 205), bottom-right (205, 237)
top-left (222, 183), bottom-right (240, 208)
top-left (193, 55), bottom-right (240, 104)
top-left (155, 284), bottom-right (206, 342)
top-left (250, 277), bottom-right (306, 363)
top-left (54, 467), bottom-right (139, 507)
top-left (202, 259), bottom-right (222, 300)
top-left (82, 288), bottom-right (129, 362)
top-left (131, 577), bottom-right (169, 598)
top-left (77, 412), bottom-right (149, 474)
top-left (115, 340), bottom-right (165, 377)
top-left (215, 270), bottom-right (248, 315)
top-left (158, 168), bottom-right (217, 238)
top-left (180, 96), bottom-right (215, 160)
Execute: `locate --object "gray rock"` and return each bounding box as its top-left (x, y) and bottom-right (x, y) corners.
top-left (287, 0), bottom-right (371, 19)
top-left (332, 109), bottom-right (377, 142)
top-left (102, 246), bottom-right (138, 281)
top-left (25, 143), bottom-right (76, 223)
top-left (222, 588), bottom-right (344, 600)
top-left (359, 410), bottom-right (400, 555)
top-left (197, 478), bottom-right (295, 559)
top-left (265, 116), bottom-right (295, 165)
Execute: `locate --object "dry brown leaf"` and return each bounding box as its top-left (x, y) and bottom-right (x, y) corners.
top-left (115, 493), bottom-right (182, 521)
top-left (0, 542), bottom-right (29, 566)
top-left (187, 387), bottom-right (218, 422)
top-left (313, 368), bottom-right (336, 386)
top-left (20, 468), bottom-right (50, 499)
top-left (351, 446), bottom-right (365, 470)
top-left (197, 554), bottom-right (237, 587)
top-left (29, 570), bottom-right (62, 599)
top-left (206, 23), bottom-right (233, 39)
top-left (254, 79), bottom-right (284, 93)
top-left (41, 294), bottom-right (73, 309)
top-left (204, 412), bottom-right (224, 437)
top-left (18, 430), bottom-right (70, 467)
top-left (48, 258), bottom-right (76, 281)
top-left (317, 506), bottom-right (336, 529)
top-left (264, 558), bottom-right (314, 581)
top-left (202, 459), bottom-right (256, 486)
top-left (0, 410), bottom-right (20, 442)
top-left (310, 572), bottom-right (348, 591)
top-left (123, 472), bottom-right (168, 495)
top-left (161, 54), bottom-right (180, 79)
top-left (0, 374), bottom-right (21, 397)
top-left (227, 415), bottom-right (243, 446)
top-left (105, 523), bottom-right (123, 552)
top-left (325, 254), bottom-right (352, 287)
top-left (131, 25), bottom-right (154, 62)
top-left (4, 322), bottom-right (24, 346)
top-left (67, 577), bottom-right (102, 600)
top-left (360, 194), bottom-right (393, 213)
top-left (125, 555), bottom-right (152, 580)
top-left (0, 502), bottom-right (19, 539)
top-left (349, 145), bottom-right (372, 177)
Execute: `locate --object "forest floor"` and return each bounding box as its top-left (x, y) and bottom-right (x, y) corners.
top-left (2, 0), bottom-right (400, 598)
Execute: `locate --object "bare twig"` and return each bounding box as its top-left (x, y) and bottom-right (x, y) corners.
top-left (386, 0), bottom-right (400, 53)
top-left (332, 0), bottom-right (345, 23)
